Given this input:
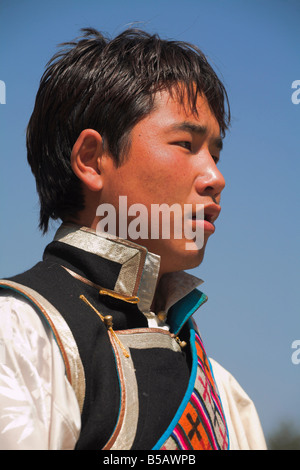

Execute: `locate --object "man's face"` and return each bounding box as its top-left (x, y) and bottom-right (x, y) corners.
top-left (99, 89), bottom-right (225, 276)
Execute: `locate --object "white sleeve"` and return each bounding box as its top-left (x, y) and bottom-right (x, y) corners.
top-left (0, 291), bottom-right (81, 450)
top-left (209, 358), bottom-right (267, 450)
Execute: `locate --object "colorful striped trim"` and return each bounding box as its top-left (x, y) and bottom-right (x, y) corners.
top-left (158, 323), bottom-right (229, 450)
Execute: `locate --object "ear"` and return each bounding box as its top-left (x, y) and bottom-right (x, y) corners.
top-left (71, 129), bottom-right (104, 191)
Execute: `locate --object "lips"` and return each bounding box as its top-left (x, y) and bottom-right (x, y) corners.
top-left (191, 204), bottom-right (220, 221)
top-left (203, 203), bottom-right (221, 224)
top-left (191, 203), bottom-right (221, 232)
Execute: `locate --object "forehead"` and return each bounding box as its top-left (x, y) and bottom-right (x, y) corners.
top-left (136, 89), bottom-right (221, 139)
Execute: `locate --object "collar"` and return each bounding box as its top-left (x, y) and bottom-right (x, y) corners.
top-left (54, 223), bottom-right (206, 324)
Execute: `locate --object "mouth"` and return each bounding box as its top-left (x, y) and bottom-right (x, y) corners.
top-left (191, 204), bottom-right (221, 232)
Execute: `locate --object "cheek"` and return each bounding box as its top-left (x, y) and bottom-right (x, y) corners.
top-left (140, 149), bottom-right (189, 185)
top-left (116, 144), bottom-right (192, 204)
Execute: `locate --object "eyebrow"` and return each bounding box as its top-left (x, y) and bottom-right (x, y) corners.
top-left (168, 122), bottom-right (223, 150)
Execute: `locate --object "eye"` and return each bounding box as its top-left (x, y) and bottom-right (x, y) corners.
top-left (212, 155), bottom-right (220, 164)
top-left (175, 141), bottom-right (192, 150)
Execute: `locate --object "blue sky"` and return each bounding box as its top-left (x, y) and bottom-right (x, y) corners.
top-left (0, 0), bottom-right (299, 439)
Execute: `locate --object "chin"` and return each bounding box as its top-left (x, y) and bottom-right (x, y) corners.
top-left (157, 240), bottom-right (207, 274)
top-left (181, 247), bottom-right (205, 270)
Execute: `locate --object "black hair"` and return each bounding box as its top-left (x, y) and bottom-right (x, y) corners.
top-left (26, 27), bottom-right (230, 232)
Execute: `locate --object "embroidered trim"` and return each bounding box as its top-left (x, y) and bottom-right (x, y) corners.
top-left (154, 322), bottom-right (229, 451)
top-left (102, 330), bottom-right (131, 450)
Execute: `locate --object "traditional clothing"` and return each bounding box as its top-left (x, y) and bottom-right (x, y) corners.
top-left (0, 224), bottom-right (266, 450)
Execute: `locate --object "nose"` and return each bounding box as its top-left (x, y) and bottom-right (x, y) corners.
top-left (194, 155), bottom-right (225, 201)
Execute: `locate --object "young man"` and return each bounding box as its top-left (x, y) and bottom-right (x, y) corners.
top-left (0, 28), bottom-right (266, 450)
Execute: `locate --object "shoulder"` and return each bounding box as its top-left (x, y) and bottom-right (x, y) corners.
top-left (0, 288), bottom-right (53, 345)
top-left (209, 358), bottom-right (267, 450)
top-left (0, 289), bottom-right (81, 449)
